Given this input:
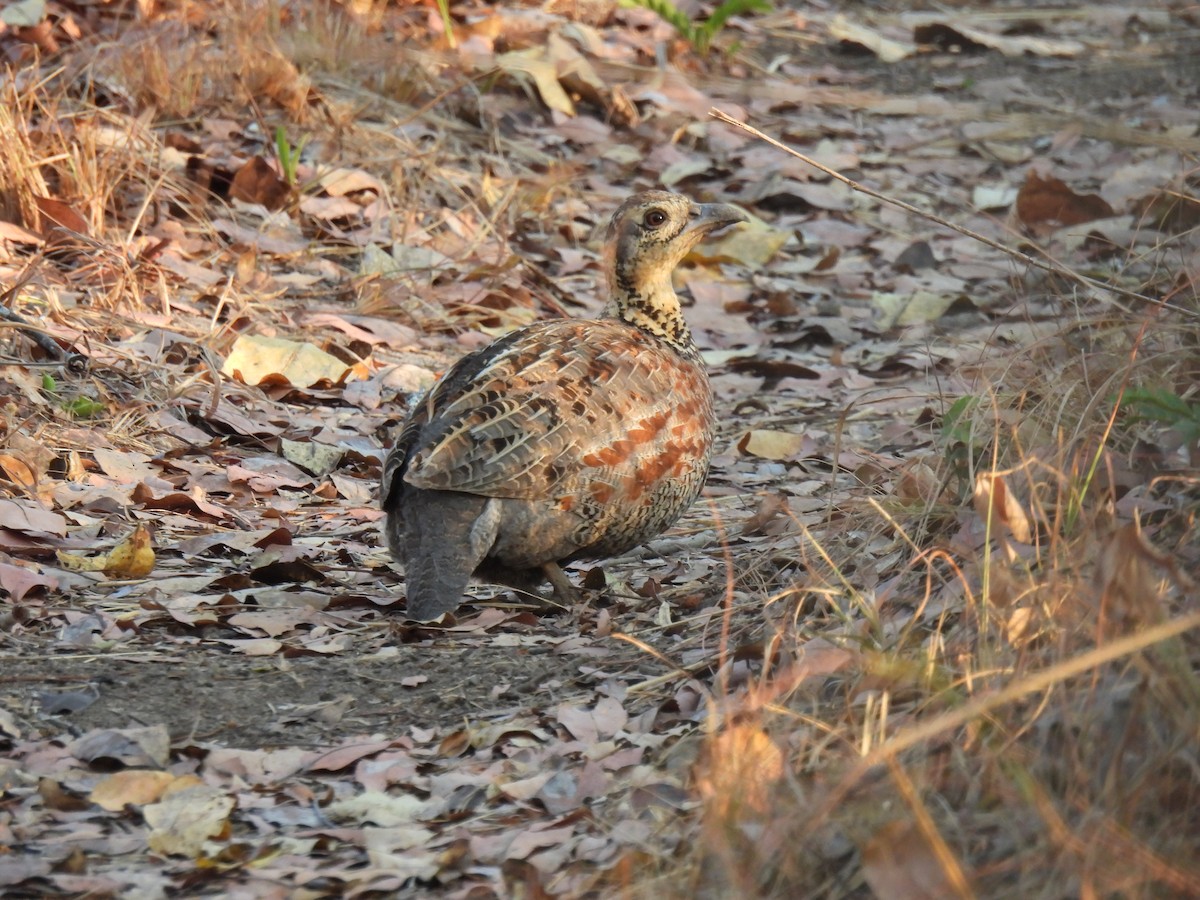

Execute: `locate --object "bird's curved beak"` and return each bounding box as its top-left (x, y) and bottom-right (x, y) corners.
top-left (686, 202), bottom-right (749, 239)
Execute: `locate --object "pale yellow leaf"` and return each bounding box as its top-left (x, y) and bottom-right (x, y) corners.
top-left (326, 791), bottom-right (429, 827)
top-left (102, 524), bottom-right (155, 578)
top-left (694, 212), bottom-right (788, 267)
top-left (738, 429), bottom-right (807, 461)
top-left (221, 335), bottom-right (350, 388)
top-left (829, 14), bottom-right (915, 63)
top-left (56, 549), bottom-right (109, 572)
top-left (873, 290), bottom-right (956, 329)
top-left (144, 785), bottom-right (234, 857)
top-left (89, 770), bottom-right (183, 811)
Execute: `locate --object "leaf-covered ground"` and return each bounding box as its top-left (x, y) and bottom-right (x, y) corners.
top-left (1, 1), bottom-right (1198, 897)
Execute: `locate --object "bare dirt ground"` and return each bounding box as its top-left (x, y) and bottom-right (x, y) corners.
top-left (1, 1), bottom-right (1198, 897)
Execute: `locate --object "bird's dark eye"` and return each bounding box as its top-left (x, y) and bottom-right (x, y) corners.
top-left (643, 209), bottom-right (667, 228)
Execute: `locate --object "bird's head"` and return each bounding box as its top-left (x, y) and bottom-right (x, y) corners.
top-left (602, 191), bottom-right (747, 347)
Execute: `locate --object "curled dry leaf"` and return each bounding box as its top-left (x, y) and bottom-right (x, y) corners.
top-left (229, 156), bottom-right (291, 211)
top-left (68, 724), bottom-right (171, 768)
top-left (829, 14), bottom-right (915, 63)
top-left (103, 525), bottom-right (156, 577)
top-left (895, 460), bottom-right (943, 506)
top-left (1095, 521), bottom-right (1185, 626)
top-left (0, 561), bottom-right (58, 602)
top-left (496, 49), bottom-right (575, 116)
top-left (56, 524), bottom-right (155, 578)
top-left (972, 472), bottom-right (1031, 544)
top-left (908, 15), bottom-right (1086, 58)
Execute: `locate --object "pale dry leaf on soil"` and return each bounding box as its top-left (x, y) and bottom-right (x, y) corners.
top-left (143, 785), bottom-right (236, 857)
top-left (0, 560), bottom-right (58, 602)
top-left (738, 429), bottom-right (808, 461)
top-left (828, 14), bottom-right (915, 62)
top-left (905, 13), bottom-right (1087, 58)
top-left (0, 498), bottom-right (67, 536)
top-left (89, 770), bottom-right (200, 811)
top-left (221, 334), bottom-right (354, 387)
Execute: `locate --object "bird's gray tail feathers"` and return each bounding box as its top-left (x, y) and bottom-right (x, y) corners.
top-left (387, 489), bottom-right (500, 622)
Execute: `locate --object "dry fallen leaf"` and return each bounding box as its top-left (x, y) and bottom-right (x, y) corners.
top-left (872, 290), bottom-right (957, 329)
top-left (90, 771), bottom-right (201, 812)
top-left (222, 334), bottom-right (351, 388)
top-left (1094, 520), bottom-right (1182, 626)
top-left (829, 14), bottom-right (915, 62)
top-left (695, 723), bottom-right (785, 822)
top-left (102, 524), bottom-right (156, 577)
top-left (56, 524), bottom-right (155, 578)
top-left (1016, 170), bottom-right (1115, 229)
top-left (738, 429), bottom-right (807, 461)
top-left (326, 790), bottom-right (430, 827)
top-left (696, 212), bottom-right (789, 267)
top-left (972, 472), bottom-right (1032, 544)
top-left (229, 156), bottom-right (292, 211)
top-left (496, 48), bottom-right (575, 116)
top-left (0, 561), bottom-right (58, 602)
top-left (908, 15), bottom-right (1086, 58)
top-left (144, 785), bottom-right (235, 857)
top-left (0, 498), bottom-right (67, 536)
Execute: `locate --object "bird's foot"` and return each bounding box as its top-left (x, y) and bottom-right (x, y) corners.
top-left (541, 562), bottom-right (582, 606)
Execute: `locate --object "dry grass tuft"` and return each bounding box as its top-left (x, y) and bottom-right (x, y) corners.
top-left (649, 280), bottom-right (1200, 896)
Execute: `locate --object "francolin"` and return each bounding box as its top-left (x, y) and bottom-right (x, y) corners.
top-left (382, 191), bottom-right (747, 621)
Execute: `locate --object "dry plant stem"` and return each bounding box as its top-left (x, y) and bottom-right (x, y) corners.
top-left (614, 632), bottom-right (697, 691)
top-left (804, 610), bottom-right (1200, 839)
top-left (711, 497), bottom-right (738, 701)
top-left (886, 755), bottom-right (975, 900)
top-left (1069, 292), bottom-right (1173, 531)
top-left (1015, 762), bottom-right (1199, 894)
top-left (709, 108), bottom-right (1189, 316)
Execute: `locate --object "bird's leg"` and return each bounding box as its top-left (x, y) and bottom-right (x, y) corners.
top-left (542, 562), bottom-right (581, 605)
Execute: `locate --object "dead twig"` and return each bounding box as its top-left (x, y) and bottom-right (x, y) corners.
top-left (0, 273), bottom-right (88, 373)
top-left (709, 107), bottom-right (1195, 318)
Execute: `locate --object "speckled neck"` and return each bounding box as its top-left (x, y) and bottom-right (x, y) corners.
top-left (603, 255), bottom-right (695, 353)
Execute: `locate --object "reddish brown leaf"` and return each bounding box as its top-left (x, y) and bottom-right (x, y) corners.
top-left (0, 561), bottom-right (57, 602)
top-left (1016, 170), bottom-right (1115, 228)
top-left (32, 195), bottom-right (88, 235)
top-left (229, 156), bottom-right (292, 211)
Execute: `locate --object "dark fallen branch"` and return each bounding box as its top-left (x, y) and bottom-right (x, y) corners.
top-left (0, 276), bottom-right (88, 375)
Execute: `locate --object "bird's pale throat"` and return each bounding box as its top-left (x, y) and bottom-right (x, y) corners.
top-left (604, 272), bottom-right (693, 349)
